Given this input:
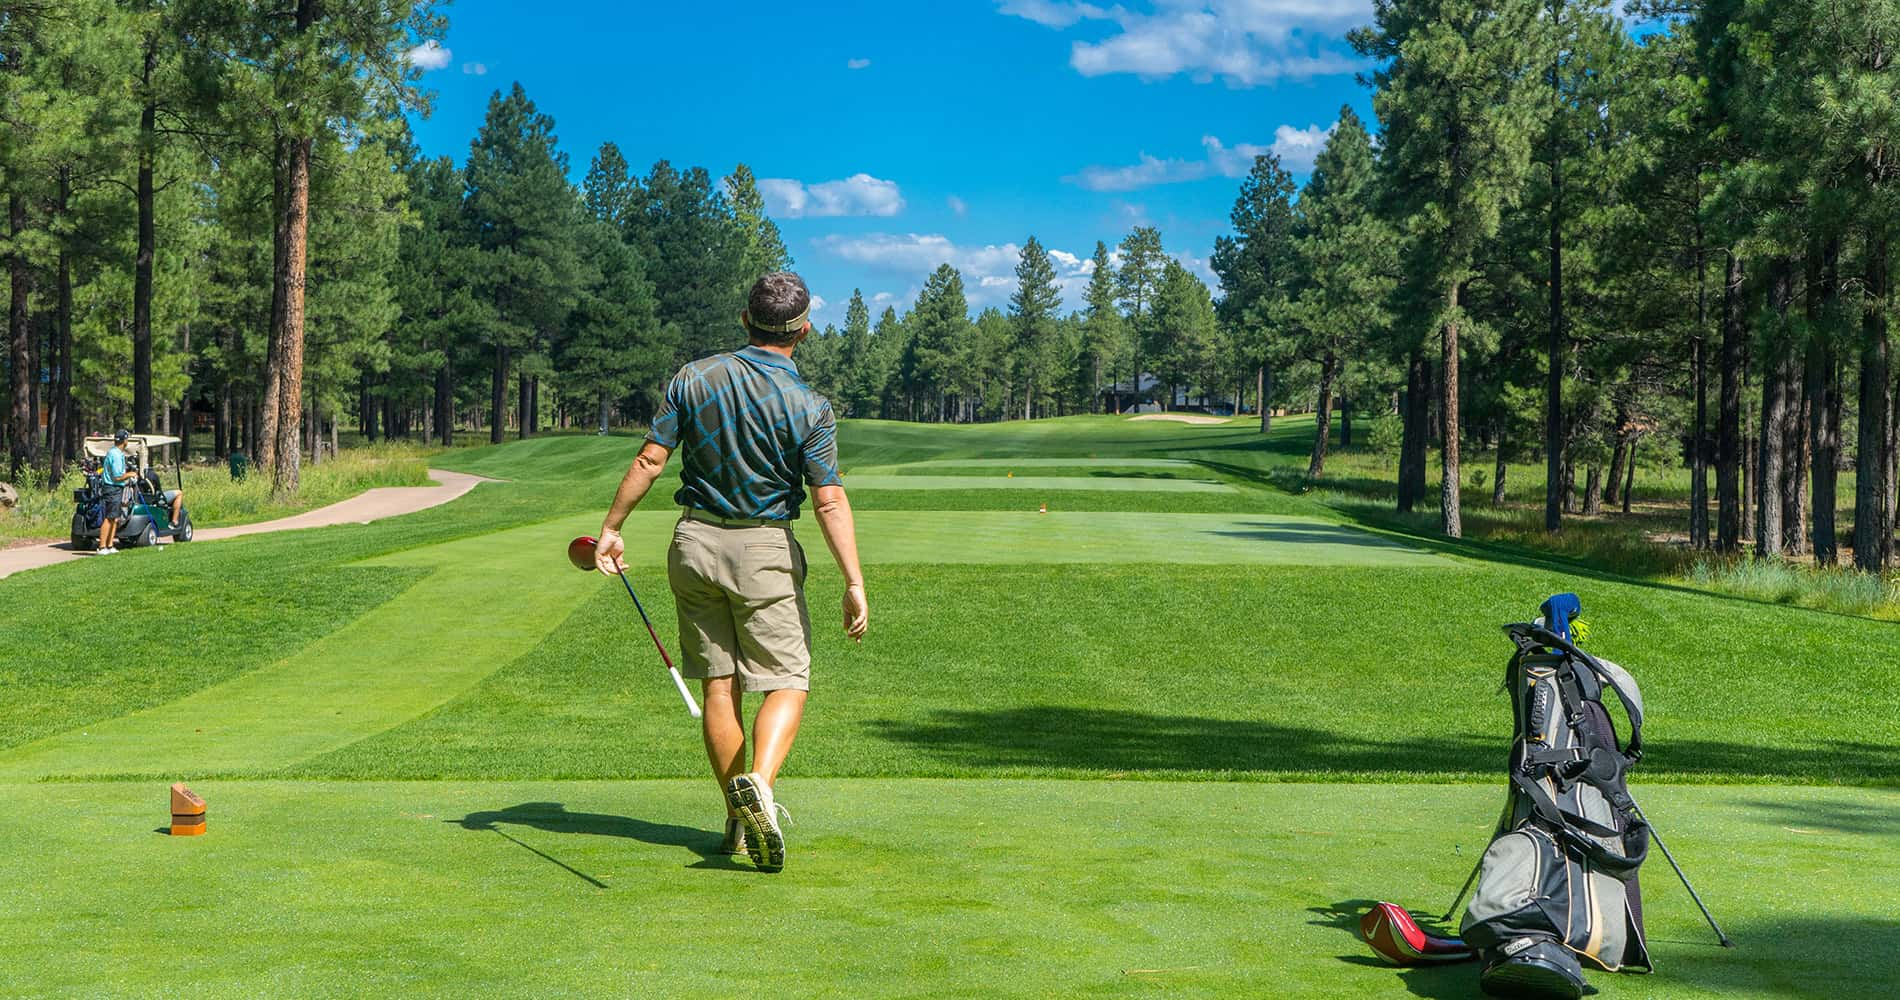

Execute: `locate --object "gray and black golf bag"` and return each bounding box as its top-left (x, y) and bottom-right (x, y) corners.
top-left (1461, 596), bottom-right (1652, 998)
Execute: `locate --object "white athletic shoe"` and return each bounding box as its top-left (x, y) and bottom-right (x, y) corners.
top-left (720, 817), bottom-right (747, 856)
top-left (725, 772), bottom-right (787, 872)
top-left (97, 547), bottom-right (116, 555)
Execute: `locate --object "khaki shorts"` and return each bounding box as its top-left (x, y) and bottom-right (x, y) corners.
top-left (666, 514), bottom-right (812, 692)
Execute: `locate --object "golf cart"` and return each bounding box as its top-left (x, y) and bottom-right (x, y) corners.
top-left (71, 434), bottom-right (195, 550)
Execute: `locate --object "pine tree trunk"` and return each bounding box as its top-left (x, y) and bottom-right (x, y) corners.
top-left (1583, 465), bottom-right (1602, 516)
top-left (1786, 347), bottom-right (1810, 557)
top-left (436, 362), bottom-right (453, 447)
top-left (1622, 438), bottom-right (1639, 513)
top-left (49, 169), bottom-right (73, 477)
top-left (1756, 260), bottom-right (1793, 557)
top-left (269, 133), bottom-right (312, 496)
top-left (216, 377), bottom-right (230, 460)
top-left (1691, 250), bottom-right (1711, 548)
top-left (1716, 252), bottom-right (1745, 553)
top-left (490, 344), bottom-right (508, 444)
top-left (1340, 396), bottom-right (1352, 447)
top-left (1257, 365), bottom-right (1271, 433)
top-left (517, 371), bottom-right (530, 440)
top-left (1440, 284), bottom-right (1462, 538)
top-left (132, 41), bottom-right (158, 432)
top-left (598, 395), bottom-right (610, 435)
top-left (1308, 351), bottom-right (1337, 479)
top-left (7, 193), bottom-right (34, 484)
top-left (1604, 407), bottom-right (1629, 509)
top-left (258, 136), bottom-right (288, 473)
top-left (1855, 241), bottom-right (1892, 572)
top-left (1493, 427), bottom-right (1508, 506)
top-left (1399, 351), bottom-right (1429, 514)
top-left (1810, 239), bottom-right (1841, 565)
top-left (1545, 140), bottom-right (1564, 534)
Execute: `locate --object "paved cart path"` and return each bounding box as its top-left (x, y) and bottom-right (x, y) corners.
top-left (0, 468), bottom-right (490, 581)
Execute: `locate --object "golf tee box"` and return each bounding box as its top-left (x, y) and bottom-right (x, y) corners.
top-left (169, 782), bottom-right (206, 836)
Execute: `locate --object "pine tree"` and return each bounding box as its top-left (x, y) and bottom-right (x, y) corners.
top-left (1115, 226), bottom-right (1165, 409)
top-left (1212, 154), bottom-right (1299, 433)
top-left (1079, 241), bottom-right (1122, 411)
top-left (462, 83), bottom-right (583, 444)
top-left (839, 289), bottom-right (879, 417)
top-left (1009, 236), bottom-right (1063, 420)
top-left (727, 163), bottom-right (791, 279)
top-left (583, 142), bottom-right (638, 228)
top-left (1148, 261), bottom-right (1219, 409)
top-left (560, 220), bottom-right (668, 433)
top-left (903, 264), bottom-right (969, 422)
top-left (1354, 0), bottom-right (1548, 537)
top-left (1279, 107), bottom-right (1395, 478)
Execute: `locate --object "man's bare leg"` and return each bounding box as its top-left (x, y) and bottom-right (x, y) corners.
top-left (749, 689), bottom-right (807, 787)
top-left (700, 677), bottom-right (746, 813)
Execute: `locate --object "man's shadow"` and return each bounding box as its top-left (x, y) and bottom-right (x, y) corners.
top-left (451, 801), bottom-right (745, 884)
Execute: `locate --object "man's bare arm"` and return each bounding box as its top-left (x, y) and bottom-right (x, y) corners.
top-left (811, 483), bottom-right (868, 640)
top-left (596, 441), bottom-right (672, 574)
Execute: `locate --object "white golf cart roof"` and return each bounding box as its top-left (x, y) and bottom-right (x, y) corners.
top-left (83, 434), bottom-right (183, 460)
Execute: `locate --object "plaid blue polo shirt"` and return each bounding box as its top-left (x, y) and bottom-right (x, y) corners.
top-left (646, 345), bottom-right (843, 520)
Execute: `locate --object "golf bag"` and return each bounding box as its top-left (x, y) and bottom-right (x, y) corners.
top-left (1461, 596), bottom-right (1652, 997)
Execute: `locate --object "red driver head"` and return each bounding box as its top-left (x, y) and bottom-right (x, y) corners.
top-left (567, 536), bottom-right (598, 572)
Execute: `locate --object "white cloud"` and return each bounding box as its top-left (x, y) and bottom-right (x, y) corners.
top-left (947, 195), bottom-right (968, 217)
top-left (462, 62), bottom-right (488, 76)
top-left (1069, 123), bottom-right (1336, 191)
top-left (847, 58), bottom-right (873, 70)
top-left (999, 0), bottom-right (1108, 27)
top-left (406, 40), bottom-right (452, 72)
top-left (1262, 122), bottom-right (1334, 173)
top-left (814, 233), bottom-right (1103, 310)
top-left (809, 293), bottom-right (829, 316)
top-left (758, 174), bottom-right (905, 219)
top-left (1003, 0), bottom-right (1367, 87)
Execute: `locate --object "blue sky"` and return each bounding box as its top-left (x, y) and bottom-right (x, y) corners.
top-left (404, 1), bottom-right (1377, 324)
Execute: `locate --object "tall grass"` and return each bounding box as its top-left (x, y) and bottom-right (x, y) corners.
top-left (0, 442), bottom-right (435, 544)
top-left (1688, 557), bottom-right (1900, 621)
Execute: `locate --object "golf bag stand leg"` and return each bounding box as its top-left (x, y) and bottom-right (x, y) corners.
top-left (1629, 797), bottom-right (1733, 948)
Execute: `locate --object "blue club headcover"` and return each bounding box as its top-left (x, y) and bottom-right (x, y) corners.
top-left (1541, 593), bottom-right (1582, 643)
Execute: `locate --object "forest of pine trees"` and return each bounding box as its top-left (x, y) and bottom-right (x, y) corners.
top-left (3, 2), bottom-right (1898, 570)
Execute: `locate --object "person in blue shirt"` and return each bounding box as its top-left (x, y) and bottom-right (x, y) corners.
top-left (595, 271), bottom-right (867, 873)
top-left (96, 430), bottom-right (138, 554)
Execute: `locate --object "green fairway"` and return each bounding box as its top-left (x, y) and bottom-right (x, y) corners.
top-left (1, 415), bottom-right (1894, 997)
top-left (1, 779), bottom-right (1891, 999)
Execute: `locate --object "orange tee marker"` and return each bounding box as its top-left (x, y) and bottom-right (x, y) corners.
top-left (1039, 502), bottom-right (1047, 514)
top-left (170, 783), bottom-right (206, 836)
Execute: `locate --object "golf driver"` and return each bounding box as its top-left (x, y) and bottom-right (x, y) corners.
top-left (568, 535), bottom-right (702, 719)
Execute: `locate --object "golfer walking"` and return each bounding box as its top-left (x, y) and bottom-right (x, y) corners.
top-left (595, 271), bottom-right (868, 873)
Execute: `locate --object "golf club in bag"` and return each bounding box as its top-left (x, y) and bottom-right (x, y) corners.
top-left (1360, 594), bottom-right (1728, 999)
top-left (568, 535), bottom-right (702, 719)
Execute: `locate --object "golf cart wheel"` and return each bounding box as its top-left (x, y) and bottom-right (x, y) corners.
top-left (176, 517), bottom-right (193, 542)
top-left (135, 524), bottom-right (156, 549)
top-left (70, 513), bottom-right (95, 551)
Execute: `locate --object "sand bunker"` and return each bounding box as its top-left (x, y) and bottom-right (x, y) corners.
top-left (1128, 413), bottom-right (1232, 426)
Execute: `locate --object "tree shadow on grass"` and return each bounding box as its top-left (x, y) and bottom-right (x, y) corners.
top-left (865, 706), bottom-right (1900, 782)
top-left (867, 706), bottom-right (1501, 775)
top-left (1734, 794), bottom-right (1900, 837)
top-left (451, 802), bottom-right (742, 876)
top-left (1204, 520), bottom-right (1429, 550)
